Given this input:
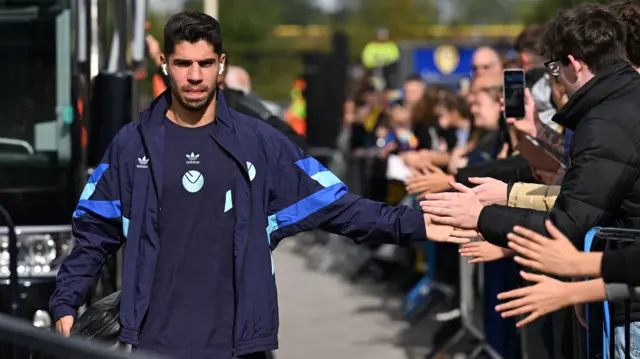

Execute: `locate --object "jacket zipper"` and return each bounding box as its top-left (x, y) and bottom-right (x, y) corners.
top-left (210, 134), bottom-right (252, 357)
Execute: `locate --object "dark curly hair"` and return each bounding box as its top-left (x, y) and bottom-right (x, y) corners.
top-left (610, 0), bottom-right (640, 68)
top-left (541, 3), bottom-right (627, 74)
top-left (164, 11), bottom-right (223, 55)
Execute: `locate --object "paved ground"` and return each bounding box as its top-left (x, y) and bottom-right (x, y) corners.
top-left (273, 243), bottom-right (436, 359)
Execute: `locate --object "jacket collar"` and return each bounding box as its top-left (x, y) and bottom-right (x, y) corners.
top-left (142, 88), bottom-right (235, 131)
top-left (138, 89), bottom-right (251, 200)
top-left (553, 61), bottom-right (640, 130)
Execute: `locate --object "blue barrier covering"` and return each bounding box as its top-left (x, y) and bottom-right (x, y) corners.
top-left (583, 227), bottom-right (638, 359)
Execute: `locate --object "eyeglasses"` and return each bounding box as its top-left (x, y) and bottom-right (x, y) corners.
top-left (545, 59), bottom-right (560, 77)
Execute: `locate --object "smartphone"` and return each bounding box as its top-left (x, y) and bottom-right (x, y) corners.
top-left (503, 69), bottom-right (526, 119)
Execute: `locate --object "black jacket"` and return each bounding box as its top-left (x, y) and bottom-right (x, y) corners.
top-left (479, 62), bottom-right (640, 248)
top-left (480, 63), bottom-right (640, 326)
top-left (602, 246), bottom-right (640, 286)
top-left (455, 155), bottom-right (536, 188)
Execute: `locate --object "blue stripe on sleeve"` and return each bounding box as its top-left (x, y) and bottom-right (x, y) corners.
top-left (265, 158), bottom-right (347, 274)
top-left (79, 163), bottom-right (110, 201)
top-left (273, 183), bottom-right (347, 228)
top-left (296, 157), bottom-right (343, 188)
top-left (295, 157), bottom-right (327, 178)
top-left (310, 171), bottom-right (343, 188)
top-left (73, 200), bottom-right (122, 219)
top-left (266, 156), bottom-right (347, 250)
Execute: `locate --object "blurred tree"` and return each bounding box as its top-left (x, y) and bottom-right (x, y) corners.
top-left (342, 0), bottom-right (435, 59)
top-left (280, 0), bottom-right (325, 24)
top-left (183, 0), bottom-right (303, 100)
top-left (461, 0), bottom-right (516, 24)
top-left (521, 0), bottom-right (614, 24)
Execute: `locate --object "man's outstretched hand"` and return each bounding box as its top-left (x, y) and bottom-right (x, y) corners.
top-left (423, 213), bottom-right (470, 244)
top-left (420, 182), bottom-right (484, 230)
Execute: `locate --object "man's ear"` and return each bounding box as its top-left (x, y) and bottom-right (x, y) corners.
top-left (219, 53), bottom-right (227, 75)
top-left (567, 55), bottom-right (583, 74)
top-left (160, 54), bottom-right (168, 75)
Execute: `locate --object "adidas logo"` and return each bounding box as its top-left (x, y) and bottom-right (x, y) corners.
top-left (137, 156), bottom-right (149, 168)
top-left (186, 152), bottom-right (200, 165)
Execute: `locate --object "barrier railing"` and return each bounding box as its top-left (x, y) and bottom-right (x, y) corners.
top-left (426, 238), bottom-right (501, 359)
top-left (0, 313), bottom-right (155, 359)
top-left (584, 227), bottom-right (639, 359)
top-left (301, 147), bottom-right (640, 359)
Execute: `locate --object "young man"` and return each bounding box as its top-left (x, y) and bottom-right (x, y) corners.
top-left (50, 11), bottom-right (449, 359)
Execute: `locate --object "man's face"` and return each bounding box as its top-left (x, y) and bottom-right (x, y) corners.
top-left (403, 80), bottom-right (425, 107)
top-left (472, 49), bottom-right (502, 78)
top-left (163, 40), bottom-right (225, 112)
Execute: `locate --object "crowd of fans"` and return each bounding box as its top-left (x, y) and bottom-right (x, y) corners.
top-left (337, 1), bottom-right (640, 358)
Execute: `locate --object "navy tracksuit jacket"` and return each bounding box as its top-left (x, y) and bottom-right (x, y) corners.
top-left (50, 91), bottom-right (426, 355)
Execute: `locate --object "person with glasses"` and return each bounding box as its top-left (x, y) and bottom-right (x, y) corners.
top-left (420, 3), bottom-right (640, 358)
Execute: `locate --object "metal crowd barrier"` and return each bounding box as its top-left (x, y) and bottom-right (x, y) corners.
top-left (583, 227), bottom-right (640, 359)
top-left (426, 238), bottom-right (501, 359)
top-left (0, 313), bottom-right (156, 359)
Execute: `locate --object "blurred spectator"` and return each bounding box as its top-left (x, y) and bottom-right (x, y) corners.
top-left (411, 85), bottom-right (448, 153)
top-left (466, 73), bottom-right (502, 105)
top-left (459, 83), bottom-right (502, 169)
top-left (437, 91), bottom-right (472, 152)
top-left (471, 47), bottom-right (504, 78)
top-left (225, 65), bottom-right (251, 93)
top-left (610, 0), bottom-right (640, 72)
top-left (380, 102), bottom-right (419, 155)
top-left (402, 74), bottom-right (425, 110)
top-left (225, 65), bottom-right (284, 119)
top-left (222, 64), bottom-right (307, 149)
top-left (514, 24), bottom-right (547, 85)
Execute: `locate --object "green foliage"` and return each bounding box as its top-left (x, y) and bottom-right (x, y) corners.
top-left (462, 0), bottom-right (515, 24)
top-left (521, 0), bottom-right (615, 24)
top-left (342, 0), bottom-right (435, 58)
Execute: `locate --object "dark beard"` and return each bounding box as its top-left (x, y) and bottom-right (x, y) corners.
top-left (172, 87), bottom-right (216, 112)
top-left (169, 76), bottom-right (217, 112)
